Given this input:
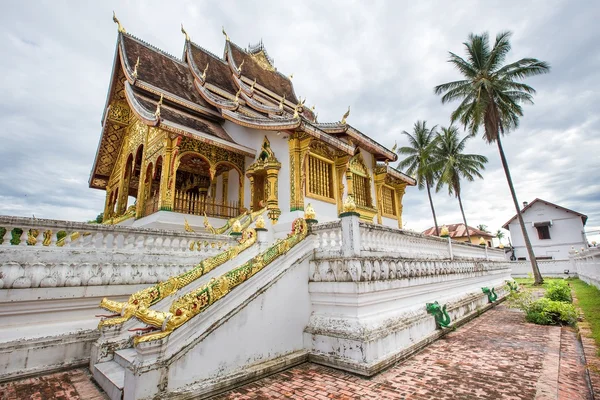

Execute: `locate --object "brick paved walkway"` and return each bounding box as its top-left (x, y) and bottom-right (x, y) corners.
top-left (214, 306), bottom-right (593, 400)
top-left (0, 369), bottom-right (106, 400)
top-left (0, 306), bottom-right (593, 399)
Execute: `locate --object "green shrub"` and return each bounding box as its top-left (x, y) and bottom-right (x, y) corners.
top-left (525, 298), bottom-right (577, 325)
top-left (545, 279), bottom-right (572, 303)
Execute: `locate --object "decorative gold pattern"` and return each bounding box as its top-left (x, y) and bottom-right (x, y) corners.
top-left (184, 218), bottom-right (195, 232)
top-left (132, 219), bottom-right (308, 345)
top-left (98, 228), bottom-right (257, 328)
top-left (343, 195), bottom-right (357, 213)
top-left (250, 51), bottom-right (276, 72)
top-left (255, 215), bottom-right (266, 229)
top-left (304, 203), bottom-right (316, 220)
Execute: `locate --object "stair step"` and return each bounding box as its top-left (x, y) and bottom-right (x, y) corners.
top-left (114, 348), bottom-right (137, 368)
top-left (93, 361), bottom-right (124, 400)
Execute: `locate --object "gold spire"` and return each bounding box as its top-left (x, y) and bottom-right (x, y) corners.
top-left (201, 63), bottom-right (209, 81)
top-left (250, 78), bottom-right (257, 92)
top-left (278, 94), bottom-right (286, 111)
top-left (154, 94), bottom-right (163, 119)
top-left (113, 11), bottom-right (126, 34)
top-left (237, 59), bottom-right (244, 74)
top-left (222, 26), bottom-right (229, 41)
top-left (132, 57), bottom-right (140, 79)
top-left (181, 24), bottom-right (190, 42)
top-left (341, 106), bottom-right (350, 124)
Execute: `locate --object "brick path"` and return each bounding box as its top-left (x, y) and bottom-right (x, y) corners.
top-left (214, 306), bottom-right (592, 400)
top-left (0, 306), bottom-right (593, 399)
top-left (0, 369), bottom-right (106, 400)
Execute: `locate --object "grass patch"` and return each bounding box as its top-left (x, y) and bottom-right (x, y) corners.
top-left (570, 279), bottom-right (600, 353)
top-left (514, 277), bottom-right (573, 289)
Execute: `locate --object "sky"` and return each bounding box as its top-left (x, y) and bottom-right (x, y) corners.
top-left (0, 0), bottom-right (598, 243)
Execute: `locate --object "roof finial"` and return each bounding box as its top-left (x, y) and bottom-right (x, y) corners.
top-left (293, 102), bottom-right (301, 118)
top-left (288, 73), bottom-right (294, 80)
top-left (237, 59), bottom-right (244, 74)
top-left (279, 94), bottom-right (286, 111)
top-left (201, 63), bottom-right (209, 81)
top-left (391, 141), bottom-right (398, 153)
top-left (311, 105), bottom-right (316, 112)
top-left (181, 24), bottom-right (190, 42)
top-left (234, 88), bottom-right (242, 104)
top-left (132, 57), bottom-right (140, 79)
top-left (313, 113), bottom-right (318, 123)
top-left (250, 78), bottom-right (257, 92)
top-left (222, 26), bottom-right (229, 42)
top-left (154, 94), bottom-right (163, 119)
top-left (113, 11), bottom-right (126, 34)
top-left (341, 106), bottom-right (350, 124)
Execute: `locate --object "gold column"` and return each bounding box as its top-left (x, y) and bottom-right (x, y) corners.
top-left (222, 171), bottom-right (229, 203)
top-left (238, 175), bottom-right (245, 212)
top-left (374, 177), bottom-right (385, 225)
top-left (335, 156), bottom-right (349, 215)
top-left (297, 137), bottom-right (312, 210)
top-left (395, 184), bottom-right (407, 229)
top-left (288, 134), bottom-right (303, 211)
top-left (135, 127), bottom-right (150, 219)
top-left (247, 175), bottom-right (255, 211)
top-left (117, 164), bottom-right (132, 216)
top-left (158, 135), bottom-right (179, 211)
top-left (266, 164), bottom-right (281, 223)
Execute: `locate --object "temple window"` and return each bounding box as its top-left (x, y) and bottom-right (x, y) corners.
top-left (381, 185), bottom-right (397, 217)
top-left (307, 154), bottom-right (335, 201)
top-left (352, 173), bottom-right (372, 208)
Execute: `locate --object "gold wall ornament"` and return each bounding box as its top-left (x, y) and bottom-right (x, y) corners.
top-left (132, 57), bottom-right (140, 79)
top-left (231, 219), bottom-right (242, 233)
top-left (42, 230), bottom-right (52, 246)
top-left (304, 203), bottom-right (316, 220)
top-left (341, 106), bottom-right (350, 125)
top-left (255, 214), bottom-right (266, 229)
top-left (201, 63), bottom-right (209, 81)
top-left (222, 26), bottom-right (229, 41)
top-left (98, 228), bottom-right (258, 328)
top-left (112, 11), bottom-right (126, 33)
top-left (237, 59), bottom-right (244, 74)
top-left (132, 219), bottom-right (308, 345)
top-left (343, 195), bottom-right (357, 213)
top-left (154, 94), bottom-right (163, 119)
top-left (181, 24), bottom-right (190, 42)
top-left (184, 218), bottom-right (195, 233)
top-left (26, 229), bottom-right (39, 246)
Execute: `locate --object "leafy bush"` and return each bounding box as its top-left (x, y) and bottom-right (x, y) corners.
top-left (545, 279), bottom-right (572, 303)
top-left (525, 298), bottom-right (577, 325)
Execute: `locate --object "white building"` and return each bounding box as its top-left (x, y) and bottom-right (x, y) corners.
top-left (502, 198), bottom-right (588, 261)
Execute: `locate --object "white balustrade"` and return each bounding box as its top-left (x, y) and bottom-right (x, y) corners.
top-left (572, 247), bottom-right (600, 289)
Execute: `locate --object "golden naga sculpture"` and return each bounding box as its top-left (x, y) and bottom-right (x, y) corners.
top-left (341, 106), bottom-right (350, 124)
top-left (132, 57), bottom-right (140, 79)
top-left (231, 220), bottom-right (242, 233)
top-left (184, 218), bottom-right (195, 233)
top-left (181, 24), bottom-right (190, 42)
top-left (234, 88), bottom-right (242, 104)
top-left (304, 203), bottom-right (316, 220)
top-left (133, 218), bottom-right (308, 345)
top-left (154, 94), bottom-right (163, 119)
top-left (201, 63), bottom-right (209, 81)
top-left (278, 94), bottom-right (286, 111)
top-left (255, 215), bottom-right (266, 229)
top-left (112, 11), bottom-right (126, 34)
top-left (343, 195), bottom-right (357, 213)
top-left (440, 225), bottom-right (450, 237)
top-left (250, 78), bottom-right (257, 92)
top-left (203, 211), bottom-right (249, 235)
top-left (237, 59), bottom-right (244, 74)
top-left (103, 204), bottom-right (136, 225)
top-left (222, 26), bottom-right (229, 41)
top-left (97, 228), bottom-right (257, 328)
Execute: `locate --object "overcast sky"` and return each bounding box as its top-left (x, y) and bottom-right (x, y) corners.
top-left (1, 1), bottom-right (598, 242)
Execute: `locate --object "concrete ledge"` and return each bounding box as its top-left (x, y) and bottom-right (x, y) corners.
top-left (169, 350), bottom-right (308, 400)
top-left (0, 328), bottom-right (100, 382)
top-left (308, 295), bottom-right (505, 377)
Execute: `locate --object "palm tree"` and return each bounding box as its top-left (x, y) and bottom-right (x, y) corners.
top-left (434, 31), bottom-right (550, 284)
top-left (477, 224), bottom-right (490, 233)
top-left (496, 229), bottom-right (505, 243)
top-left (432, 126), bottom-right (487, 243)
top-left (397, 121), bottom-right (441, 235)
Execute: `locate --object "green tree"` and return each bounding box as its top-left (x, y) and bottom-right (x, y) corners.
top-left (432, 126), bottom-right (487, 243)
top-left (496, 229), bottom-right (505, 241)
top-left (434, 31), bottom-right (550, 284)
top-left (397, 121), bottom-right (441, 235)
top-left (477, 224), bottom-right (490, 233)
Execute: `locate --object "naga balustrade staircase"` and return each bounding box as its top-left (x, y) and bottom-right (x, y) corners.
top-left (91, 218), bottom-right (312, 400)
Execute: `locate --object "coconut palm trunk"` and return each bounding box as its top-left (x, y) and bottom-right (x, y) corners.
top-left (496, 135), bottom-right (542, 283)
top-left (457, 193), bottom-right (471, 243)
top-left (426, 179), bottom-right (440, 236)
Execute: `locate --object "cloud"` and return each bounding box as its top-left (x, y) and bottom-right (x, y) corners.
top-left (0, 0), bottom-right (598, 242)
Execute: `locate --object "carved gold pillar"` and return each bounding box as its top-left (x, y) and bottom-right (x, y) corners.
top-left (239, 175), bottom-right (245, 212)
top-left (335, 156), bottom-right (349, 215)
top-left (158, 135), bottom-right (179, 211)
top-left (288, 134), bottom-right (302, 211)
top-left (247, 175), bottom-right (255, 211)
top-left (297, 136), bottom-right (312, 210)
top-left (222, 171), bottom-right (229, 203)
top-left (373, 175), bottom-right (386, 225)
top-left (265, 163), bottom-right (281, 223)
top-left (395, 184), bottom-right (407, 229)
top-left (117, 163), bottom-right (132, 216)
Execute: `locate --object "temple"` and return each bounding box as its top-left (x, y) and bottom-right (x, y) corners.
top-left (89, 21), bottom-right (415, 233)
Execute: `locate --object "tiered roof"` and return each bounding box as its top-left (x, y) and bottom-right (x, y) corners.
top-left (90, 23), bottom-right (400, 189)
